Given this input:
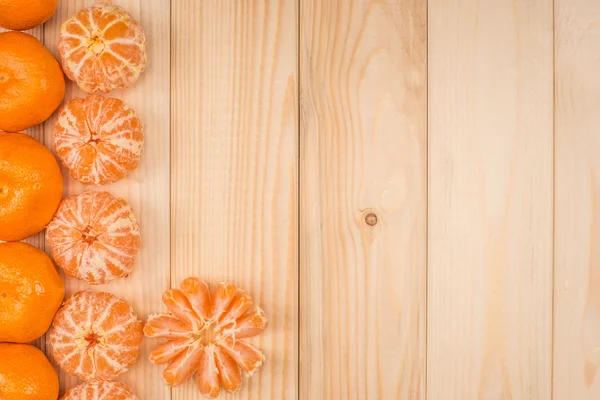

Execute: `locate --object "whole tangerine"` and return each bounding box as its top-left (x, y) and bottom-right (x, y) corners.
top-left (49, 291), bottom-right (144, 381)
top-left (54, 95), bottom-right (144, 185)
top-left (0, 0), bottom-right (59, 31)
top-left (58, 3), bottom-right (147, 93)
top-left (0, 242), bottom-right (64, 343)
top-left (46, 191), bottom-right (141, 285)
top-left (0, 31), bottom-right (65, 132)
top-left (0, 343), bottom-right (59, 400)
top-left (0, 132), bottom-right (63, 242)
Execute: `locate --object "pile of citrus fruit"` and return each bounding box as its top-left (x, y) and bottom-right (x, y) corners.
top-left (0, 1), bottom-right (268, 399)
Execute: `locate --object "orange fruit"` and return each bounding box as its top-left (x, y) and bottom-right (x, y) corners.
top-left (0, 0), bottom-right (59, 31)
top-left (62, 380), bottom-right (138, 400)
top-left (144, 278), bottom-right (267, 398)
top-left (58, 3), bottom-right (147, 93)
top-left (49, 291), bottom-right (144, 381)
top-left (54, 95), bottom-right (144, 185)
top-left (0, 132), bottom-right (63, 242)
top-left (0, 343), bottom-right (59, 400)
top-left (0, 31), bottom-right (65, 132)
top-left (0, 242), bottom-right (64, 343)
top-left (46, 191), bottom-right (141, 285)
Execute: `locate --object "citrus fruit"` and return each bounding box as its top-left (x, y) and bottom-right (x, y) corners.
top-left (46, 190), bottom-right (141, 285)
top-left (54, 94), bottom-right (144, 185)
top-left (62, 380), bottom-right (139, 400)
top-left (49, 291), bottom-right (144, 381)
top-left (0, 343), bottom-right (59, 400)
top-left (0, 132), bottom-right (63, 242)
top-left (0, 242), bottom-right (64, 343)
top-left (144, 278), bottom-right (267, 398)
top-left (58, 3), bottom-right (147, 93)
top-left (0, 0), bottom-right (59, 31)
top-left (0, 31), bottom-right (65, 132)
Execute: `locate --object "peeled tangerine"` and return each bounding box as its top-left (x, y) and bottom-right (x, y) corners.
top-left (46, 191), bottom-right (141, 285)
top-left (54, 95), bottom-right (144, 185)
top-left (58, 3), bottom-right (147, 93)
top-left (49, 291), bottom-right (143, 382)
top-left (62, 380), bottom-right (138, 400)
top-left (144, 278), bottom-right (268, 399)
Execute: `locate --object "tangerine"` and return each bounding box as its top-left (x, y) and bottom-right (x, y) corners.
top-left (46, 190), bottom-right (141, 285)
top-left (0, 343), bottom-right (59, 400)
top-left (0, 132), bottom-right (63, 242)
top-left (0, 0), bottom-right (59, 31)
top-left (62, 380), bottom-right (138, 400)
top-left (58, 3), bottom-right (147, 93)
top-left (49, 291), bottom-right (144, 381)
top-left (145, 278), bottom-right (268, 398)
top-left (0, 31), bottom-right (65, 132)
top-left (54, 95), bottom-right (144, 185)
top-left (0, 242), bottom-right (64, 343)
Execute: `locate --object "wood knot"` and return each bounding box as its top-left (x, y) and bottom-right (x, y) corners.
top-left (364, 212), bottom-right (378, 226)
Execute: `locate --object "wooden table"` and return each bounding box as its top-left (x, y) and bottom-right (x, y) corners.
top-left (6, 0), bottom-right (600, 398)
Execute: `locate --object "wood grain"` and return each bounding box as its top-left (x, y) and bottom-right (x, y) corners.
top-left (427, 1), bottom-right (554, 398)
top-left (299, 1), bottom-right (427, 398)
top-left (42, 1), bottom-right (172, 398)
top-left (170, 1), bottom-right (298, 399)
top-left (554, 0), bottom-right (600, 398)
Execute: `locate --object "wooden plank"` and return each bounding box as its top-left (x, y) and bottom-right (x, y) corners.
top-left (299, 1), bottom-right (427, 398)
top-left (43, 0), bottom-right (171, 398)
top-left (554, 1), bottom-right (600, 398)
top-left (171, 1), bottom-right (298, 399)
top-left (427, 1), bottom-right (553, 398)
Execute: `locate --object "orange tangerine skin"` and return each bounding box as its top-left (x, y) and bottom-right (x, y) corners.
top-left (0, 343), bottom-right (59, 400)
top-left (0, 31), bottom-right (65, 132)
top-left (0, 0), bottom-right (59, 31)
top-left (0, 242), bottom-right (65, 343)
top-left (58, 3), bottom-right (147, 93)
top-left (0, 132), bottom-right (63, 242)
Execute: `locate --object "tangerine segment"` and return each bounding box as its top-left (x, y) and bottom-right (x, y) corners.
top-left (163, 343), bottom-right (204, 387)
top-left (46, 191), bottom-right (141, 285)
top-left (214, 345), bottom-right (242, 393)
top-left (61, 380), bottom-right (138, 400)
top-left (144, 279), bottom-right (268, 398)
top-left (49, 291), bottom-right (143, 382)
top-left (196, 345), bottom-right (221, 399)
top-left (54, 95), bottom-right (144, 185)
top-left (180, 277), bottom-right (212, 322)
top-left (218, 336), bottom-right (265, 376)
top-left (58, 3), bottom-right (147, 93)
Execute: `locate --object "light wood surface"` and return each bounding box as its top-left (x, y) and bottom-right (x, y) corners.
top-left (5, 0), bottom-right (599, 399)
top-left (299, 1), bottom-right (427, 398)
top-left (427, 0), bottom-right (554, 399)
top-left (170, 1), bottom-right (298, 399)
top-left (554, 0), bottom-right (600, 398)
